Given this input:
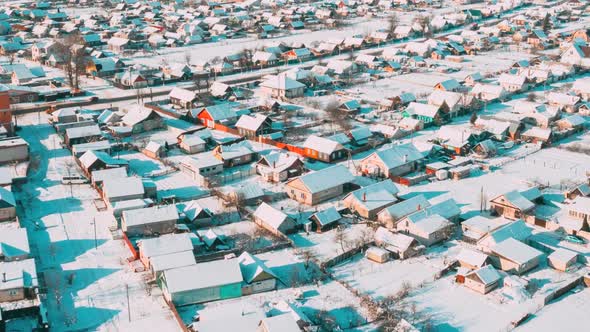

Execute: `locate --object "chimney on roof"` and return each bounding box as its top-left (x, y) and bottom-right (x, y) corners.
top-left (363, 192), bottom-right (366, 202)
top-left (403, 154), bottom-right (408, 163)
top-left (2, 272), bottom-right (5, 282)
top-left (273, 161), bottom-right (276, 168)
top-left (417, 204), bottom-right (421, 211)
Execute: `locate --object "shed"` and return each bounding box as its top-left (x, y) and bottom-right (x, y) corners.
top-left (366, 246), bottom-right (390, 263)
top-left (253, 203), bottom-right (297, 236)
top-left (548, 248), bottom-right (578, 272)
top-left (464, 265), bottom-right (501, 294)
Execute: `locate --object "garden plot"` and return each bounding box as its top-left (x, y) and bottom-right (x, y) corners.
top-left (289, 223), bottom-right (373, 264)
top-left (408, 276), bottom-right (530, 332)
top-left (330, 244), bottom-right (459, 301)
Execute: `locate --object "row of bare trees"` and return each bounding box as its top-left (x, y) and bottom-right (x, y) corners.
top-left (53, 33), bottom-right (87, 92)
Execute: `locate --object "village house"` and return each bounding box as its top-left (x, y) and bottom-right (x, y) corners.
top-left (253, 202), bottom-right (298, 236)
top-left (464, 265), bottom-right (502, 294)
top-left (461, 215), bottom-right (510, 243)
top-left (302, 135), bottom-right (347, 163)
top-left (470, 83), bottom-right (508, 102)
top-left (342, 180), bottom-right (400, 220)
top-left (122, 108), bottom-right (164, 134)
top-left (0, 258), bottom-right (38, 303)
top-left (0, 137), bottom-right (29, 164)
top-left (396, 212), bottom-right (454, 246)
top-left (169, 87), bottom-right (198, 109)
top-left (178, 132), bottom-right (208, 154)
top-left (64, 125), bottom-right (103, 147)
top-left (402, 102), bottom-right (448, 127)
top-left (360, 143), bottom-right (424, 178)
top-left (102, 176), bottom-right (145, 204)
top-left (456, 248), bottom-right (491, 270)
top-left (285, 165), bottom-right (354, 205)
top-left (255, 152), bottom-right (304, 183)
top-left (377, 194), bottom-right (430, 229)
top-left (138, 233), bottom-right (194, 271)
top-left (142, 141), bottom-right (166, 159)
top-left (374, 227), bottom-right (423, 259)
top-left (490, 187), bottom-right (542, 221)
top-left (212, 141), bottom-right (256, 167)
top-left (235, 114), bottom-right (272, 138)
top-left (161, 259), bottom-right (243, 306)
top-left (490, 238), bottom-right (544, 275)
top-left (122, 204), bottom-right (179, 237)
top-left (193, 103), bottom-right (240, 128)
top-left (547, 247), bottom-right (578, 272)
top-left (477, 220), bottom-right (533, 252)
top-left (546, 91), bottom-right (580, 113)
top-left (78, 150), bottom-right (128, 175)
top-left (560, 42), bottom-right (590, 69)
top-left (259, 75), bottom-right (305, 99)
top-left (0, 187), bottom-right (16, 222)
top-left (238, 252), bottom-right (278, 295)
top-left (179, 155), bottom-right (224, 180)
top-left (308, 207), bottom-right (342, 233)
top-left (498, 73), bottom-right (529, 93)
top-left (91, 167), bottom-right (128, 187)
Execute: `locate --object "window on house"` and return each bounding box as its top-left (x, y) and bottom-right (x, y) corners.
top-left (301, 193), bottom-right (306, 199)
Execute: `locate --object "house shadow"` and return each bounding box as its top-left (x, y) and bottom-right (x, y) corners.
top-left (65, 306), bottom-right (121, 331)
top-left (288, 233), bottom-right (316, 248)
top-left (31, 197), bottom-right (84, 216)
top-left (127, 159), bottom-right (162, 175)
top-left (65, 267), bottom-right (120, 292)
top-left (48, 239), bottom-right (108, 264)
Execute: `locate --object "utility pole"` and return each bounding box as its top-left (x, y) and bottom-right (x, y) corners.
top-left (93, 217), bottom-right (97, 249)
top-left (126, 284), bottom-right (131, 322)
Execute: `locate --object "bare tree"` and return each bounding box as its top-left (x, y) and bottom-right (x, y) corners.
top-left (54, 33), bottom-right (86, 92)
top-left (324, 99), bottom-right (352, 132)
top-left (414, 14), bottom-right (432, 38)
top-left (388, 13), bottom-right (399, 36)
top-left (334, 225), bottom-right (348, 253)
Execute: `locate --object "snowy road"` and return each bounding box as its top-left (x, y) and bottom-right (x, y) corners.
top-left (14, 113), bottom-right (180, 331)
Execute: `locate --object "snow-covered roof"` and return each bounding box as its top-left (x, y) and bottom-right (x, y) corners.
top-left (568, 196), bottom-right (590, 216)
top-left (456, 248), bottom-right (488, 267)
top-left (259, 314), bottom-right (301, 332)
top-left (169, 87), bottom-right (197, 102)
top-left (79, 150), bottom-right (128, 169)
top-left (260, 75), bottom-right (305, 90)
top-left (139, 233), bottom-right (193, 258)
top-left (122, 108), bottom-right (158, 127)
top-left (302, 135), bottom-right (344, 155)
top-left (467, 265), bottom-right (501, 285)
top-left (310, 207), bottom-right (341, 226)
top-left (0, 186), bottom-right (15, 207)
top-left (150, 250), bottom-right (196, 274)
top-left (491, 238), bottom-right (543, 264)
top-left (0, 258), bottom-right (38, 291)
top-left (65, 124), bottom-right (101, 139)
top-left (235, 113), bottom-right (269, 131)
top-left (379, 194), bottom-right (430, 221)
top-left (344, 180), bottom-right (399, 211)
top-left (405, 102), bottom-right (440, 118)
top-left (478, 220), bottom-right (532, 248)
top-left (290, 165), bottom-right (354, 194)
top-left (163, 259), bottom-right (242, 294)
top-left (237, 251), bottom-right (277, 284)
top-left (103, 176), bottom-right (144, 199)
top-left (253, 202), bottom-right (291, 230)
top-left (369, 143), bottom-right (424, 169)
top-left (375, 227), bottom-right (417, 252)
top-left (407, 213), bottom-right (452, 234)
top-left (123, 205), bottom-right (178, 228)
top-left (0, 228), bottom-right (29, 259)
top-left (548, 247), bottom-right (577, 264)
